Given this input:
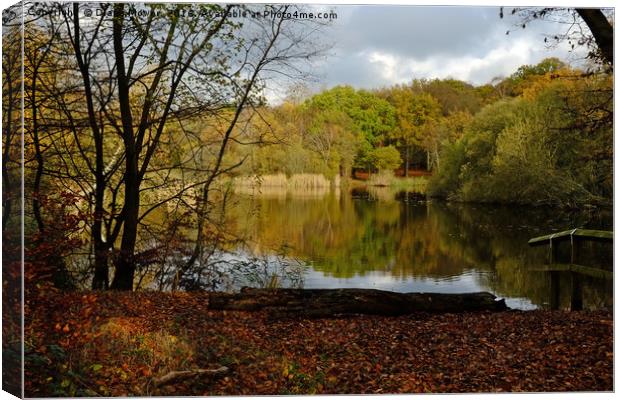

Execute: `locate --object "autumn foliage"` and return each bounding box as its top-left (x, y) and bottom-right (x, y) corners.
top-left (24, 290), bottom-right (612, 396)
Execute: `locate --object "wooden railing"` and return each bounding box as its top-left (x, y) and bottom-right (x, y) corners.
top-left (528, 228), bottom-right (612, 245)
top-left (528, 228), bottom-right (612, 310)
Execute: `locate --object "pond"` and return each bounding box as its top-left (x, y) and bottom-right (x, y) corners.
top-left (225, 186), bottom-right (612, 311)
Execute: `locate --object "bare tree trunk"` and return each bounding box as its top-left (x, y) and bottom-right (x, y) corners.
top-left (92, 242), bottom-right (109, 290)
top-left (404, 145), bottom-right (409, 177)
top-left (576, 9), bottom-right (613, 67)
top-left (110, 3), bottom-right (138, 290)
top-left (30, 68), bottom-right (45, 233)
top-left (426, 150), bottom-right (431, 171)
top-left (2, 28), bottom-right (21, 233)
top-left (2, 76), bottom-right (14, 232)
top-left (67, 4), bottom-right (111, 289)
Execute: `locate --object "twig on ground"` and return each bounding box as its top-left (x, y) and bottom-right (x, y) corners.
top-left (151, 366), bottom-right (230, 389)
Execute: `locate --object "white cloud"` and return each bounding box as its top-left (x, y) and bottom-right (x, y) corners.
top-left (364, 38), bottom-right (541, 86)
top-left (270, 5), bottom-right (593, 102)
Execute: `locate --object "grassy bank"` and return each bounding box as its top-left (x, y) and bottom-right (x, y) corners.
top-left (233, 173), bottom-right (428, 193)
top-left (353, 172), bottom-right (428, 193)
top-left (24, 290), bottom-right (612, 396)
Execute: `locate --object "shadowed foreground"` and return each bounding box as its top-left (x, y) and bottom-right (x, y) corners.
top-left (24, 291), bottom-right (612, 396)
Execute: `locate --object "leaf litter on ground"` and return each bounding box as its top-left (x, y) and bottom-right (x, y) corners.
top-left (23, 290), bottom-right (612, 396)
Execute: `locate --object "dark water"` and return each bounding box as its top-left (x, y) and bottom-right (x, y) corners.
top-left (228, 187), bottom-right (613, 310)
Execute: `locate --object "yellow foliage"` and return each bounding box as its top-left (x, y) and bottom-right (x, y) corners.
top-left (520, 68), bottom-right (582, 100)
top-left (81, 318), bottom-right (195, 378)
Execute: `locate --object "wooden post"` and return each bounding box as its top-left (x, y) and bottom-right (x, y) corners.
top-left (570, 228), bottom-right (579, 265)
top-left (550, 271), bottom-right (560, 310)
top-left (570, 272), bottom-right (583, 311)
top-left (548, 236), bottom-right (559, 264)
top-left (529, 228), bottom-right (612, 312)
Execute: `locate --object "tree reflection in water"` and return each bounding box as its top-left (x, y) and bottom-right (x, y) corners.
top-left (226, 186), bottom-right (612, 311)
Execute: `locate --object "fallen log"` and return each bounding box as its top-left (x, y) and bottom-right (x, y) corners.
top-left (208, 288), bottom-right (508, 318)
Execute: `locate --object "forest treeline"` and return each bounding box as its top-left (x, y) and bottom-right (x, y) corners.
top-left (237, 57), bottom-right (612, 207)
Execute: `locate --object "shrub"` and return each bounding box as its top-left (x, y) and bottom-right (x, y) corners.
top-left (369, 146), bottom-right (402, 172)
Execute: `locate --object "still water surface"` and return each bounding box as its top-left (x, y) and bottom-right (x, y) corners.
top-left (228, 187), bottom-right (612, 311)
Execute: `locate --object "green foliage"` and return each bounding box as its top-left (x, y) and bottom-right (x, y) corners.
top-left (305, 107), bottom-right (358, 177)
top-left (240, 61), bottom-right (610, 209)
top-left (427, 140), bottom-right (465, 197)
top-left (369, 146), bottom-right (402, 172)
top-left (240, 86), bottom-right (399, 178)
top-left (429, 68), bottom-right (612, 207)
top-left (415, 78), bottom-right (483, 116)
top-left (367, 174), bottom-right (428, 192)
top-left (304, 86), bottom-right (396, 168)
top-left (511, 57), bottom-right (565, 81)
top-left (305, 86), bottom-right (396, 144)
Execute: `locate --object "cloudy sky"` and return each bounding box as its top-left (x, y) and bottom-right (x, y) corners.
top-left (285, 5), bottom-right (587, 97)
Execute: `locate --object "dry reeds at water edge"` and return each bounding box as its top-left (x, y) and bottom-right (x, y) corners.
top-left (233, 173), bottom-right (334, 188)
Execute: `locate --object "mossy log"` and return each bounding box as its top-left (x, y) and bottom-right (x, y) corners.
top-left (208, 288), bottom-right (508, 318)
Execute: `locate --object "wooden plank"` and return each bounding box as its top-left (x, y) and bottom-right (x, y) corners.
top-left (529, 264), bottom-right (571, 273)
top-left (529, 264), bottom-right (613, 280)
top-left (568, 264), bottom-right (613, 280)
top-left (528, 229), bottom-right (613, 246)
top-left (570, 271), bottom-right (583, 311)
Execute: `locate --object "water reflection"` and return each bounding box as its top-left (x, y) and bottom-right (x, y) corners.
top-left (228, 186), bottom-right (612, 311)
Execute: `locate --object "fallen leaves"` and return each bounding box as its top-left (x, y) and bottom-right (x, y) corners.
top-left (23, 290), bottom-right (613, 396)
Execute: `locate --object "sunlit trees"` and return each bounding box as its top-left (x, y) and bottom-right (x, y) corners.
top-left (247, 86), bottom-right (398, 178)
top-left (305, 107), bottom-right (357, 178)
top-left (380, 79), bottom-right (481, 173)
top-left (384, 86), bottom-right (438, 173)
top-left (369, 146), bottom-right (402, 172)
top-left (496, 57), bottom-right (566, 97)
top-left (304, 86), bottom-right (396, 172)
top-left (415, 79), bottom-right (482, 116)
top-left (428, 65), bottom-right (612, 207)
top-left (429, 111), bottom-right (472, 172)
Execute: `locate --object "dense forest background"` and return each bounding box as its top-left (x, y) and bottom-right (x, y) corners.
top-left (233, 59), bottom-right (612, 209)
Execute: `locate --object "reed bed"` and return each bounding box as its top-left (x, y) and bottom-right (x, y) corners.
top-left (233, 185), bottom-right (336, 199)
top-left (367, 172), bottom-right (428, 192)
top-left (234, 173), bottom-right (333, 189)
top-left (288, 173), bottom-right (331, 188)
